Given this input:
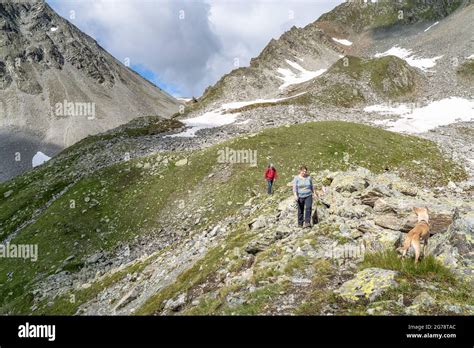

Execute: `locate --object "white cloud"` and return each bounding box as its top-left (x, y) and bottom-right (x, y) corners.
top-left (47, 0), bottom-right (343, 97)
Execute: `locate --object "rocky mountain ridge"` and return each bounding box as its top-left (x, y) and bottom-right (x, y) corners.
top-left (194, 0), bottom-right (469, 110)
top-left (0, 0), bottom-right (179, 181)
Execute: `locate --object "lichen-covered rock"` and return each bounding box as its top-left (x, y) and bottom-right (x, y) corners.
top-left (25, 165), bottom-right (474, 316)
top-left (334, 268), bottom-right (398, 302)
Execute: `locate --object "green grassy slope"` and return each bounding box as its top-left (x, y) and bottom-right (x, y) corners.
top-left (0, 121), bottom-right (466, 314)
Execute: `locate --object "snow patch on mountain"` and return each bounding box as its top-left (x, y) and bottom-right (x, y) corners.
top-left (374, 46), bottom-right (442, 71)
top-left (176, 97), bottom-right (192, 103)
top-left (222, 93), bottom-right (306, 110)
top-left (332, 38), bottom-right (352, 46)
top-left (32, 152), bottom-right (51, 168)
top-left (235, 119), bottom-right (251, 125)
top-left (424, 21), bottom-right (439, 32)
top-left (168, 93), bottom-right (307, 137)
top-left (166, 111), bottom-right (238, 138)
top-left (277, 60), bottom-right (326, 90)
top-left (365, 104), bottom-right (413, 116)
top-left (366, 97), bottom-right (474, 133)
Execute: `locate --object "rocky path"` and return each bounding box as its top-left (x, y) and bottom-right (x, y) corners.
top-left (32, 168), bottom-right (474, 315)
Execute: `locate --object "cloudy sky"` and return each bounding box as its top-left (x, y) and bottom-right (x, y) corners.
top-left (47, 0), bottom-right (343, 97)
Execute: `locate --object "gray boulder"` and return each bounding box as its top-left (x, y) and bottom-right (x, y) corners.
top-left (331, 172), bottom-right (369, 193)
top-left (164, 293), bottom-right (187, 312)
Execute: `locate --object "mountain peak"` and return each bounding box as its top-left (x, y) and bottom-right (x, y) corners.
top-left (0, 0), bottom-right (179, 180)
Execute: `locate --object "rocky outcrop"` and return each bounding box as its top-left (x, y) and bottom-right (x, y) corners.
top-left (373, 197), bottom-right (456, 234)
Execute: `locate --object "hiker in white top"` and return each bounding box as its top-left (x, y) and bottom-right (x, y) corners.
top-left (292, 165), bottom-right (318, 228)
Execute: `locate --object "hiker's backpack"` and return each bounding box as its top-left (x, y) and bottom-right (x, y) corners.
top-left (266, 168), bottom-right (276, 180)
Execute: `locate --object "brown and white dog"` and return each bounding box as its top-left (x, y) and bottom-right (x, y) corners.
top-left (397, 207), bottom-right (430, 263)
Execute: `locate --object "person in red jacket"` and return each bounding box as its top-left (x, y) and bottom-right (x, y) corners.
top-left (264, 164), bottom-right (278, 194)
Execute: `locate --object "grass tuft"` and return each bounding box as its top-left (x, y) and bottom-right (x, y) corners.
top-left (360, 249), bottom-right (457, 285)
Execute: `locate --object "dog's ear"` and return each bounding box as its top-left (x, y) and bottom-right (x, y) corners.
top-left (425, 207), bottom-right (430, 214)
top-left (412, 207), bottom-right (418, 214)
